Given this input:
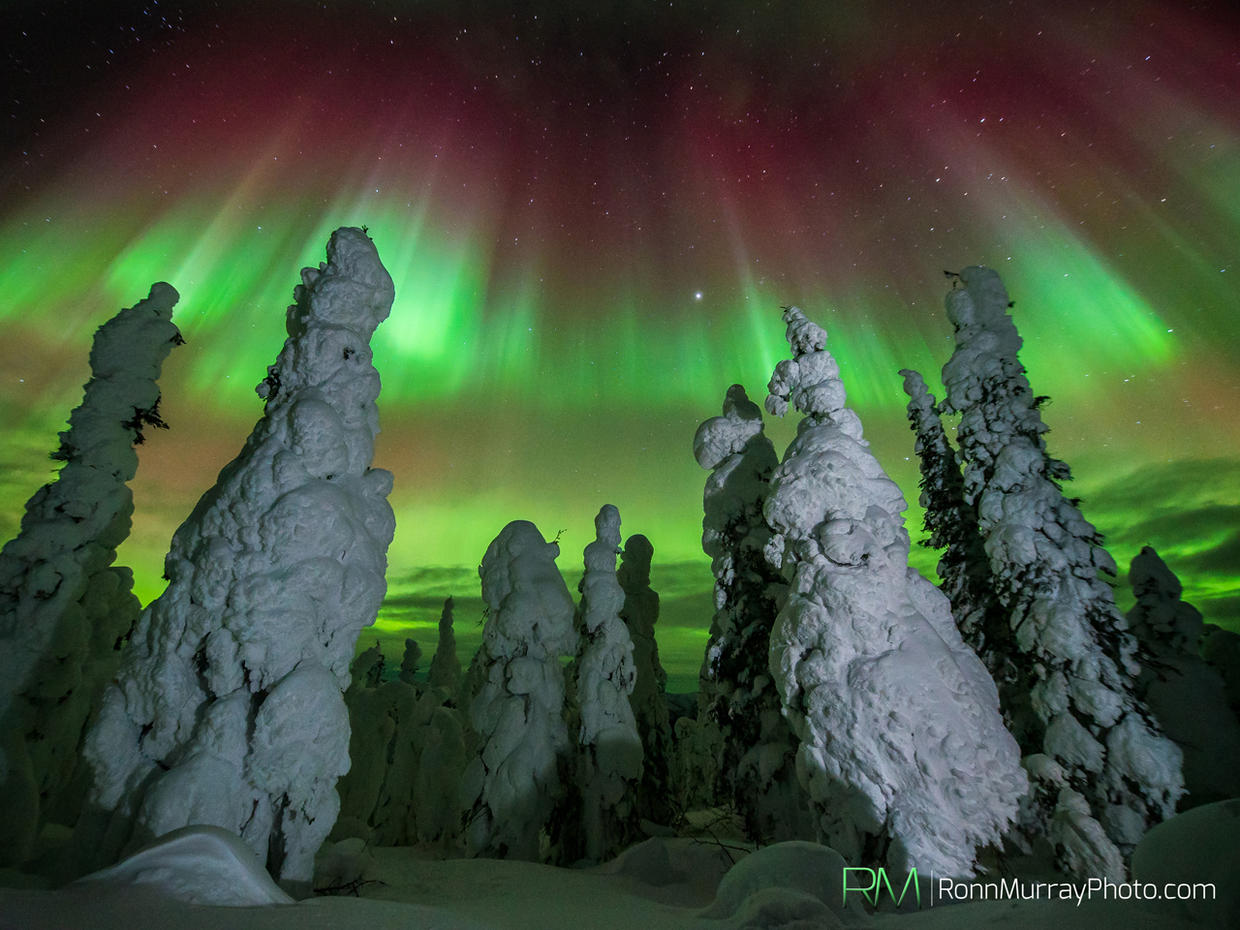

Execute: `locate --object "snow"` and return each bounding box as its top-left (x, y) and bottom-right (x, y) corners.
top-left (75, 228), bottom-right (396, 891)
top-left (617, 532), bottom-right (677, 827)
top-left (561, 504), bottom-right (644, 863)
top-left (463, 520), bottom-right (578, 860)
top-left (939, 266), bottom-right (1184, 879)
top-left (694, 384), bottom-right (806, 842)
top-left (1, 813), bottom-right (1223, 929)
top-left (762, 305), bottom-right (1027, 878)
top-left (0, 283), bottom-right (181, 867)
top-left (72, 824), bottom-right (294, 906)
top-left (428, 596), bottom-right (462, 695)
top-left (1127, 546), bottom-right (1240, 806)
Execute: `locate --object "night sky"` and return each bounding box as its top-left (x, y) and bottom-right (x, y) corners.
top-left (2, 1), bottom-right (1237, 690)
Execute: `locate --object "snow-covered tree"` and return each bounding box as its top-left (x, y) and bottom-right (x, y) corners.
top-left (0, 283), bottom-right (182, 866)
top-left (939, 266), bottom-right (1183, 879)
top-left (337, 645), bottom-right (413, 844)
top-left (1127, 546), bottom-right (1240, 807)
top-left (462, 520), bottom-right (578, 860)
top-left (399, 638), bottom-right (422, 686)
top-left (1202, 625), bottom-right (1240, 718)
top-left (428, 596), bottom-right (461, 696)
top-left (78, 228), bottom-right (396, 893)
top-left (693, 384), bottom-right (805, 842)
top-left (560, 504), bottom-right (643, 863)
top-left (899, 369), bottom-right (1032, 742)
top-left (762, 305), bottom-right (1027, 878)
top-left (617, 533), bottom-right (676, 827)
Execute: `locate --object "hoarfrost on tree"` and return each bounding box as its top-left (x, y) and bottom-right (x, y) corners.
top-left (560, 504), bottom-right (643, 863)
top-left (462, 520), bottom-right (577, 861)
top-left (939, 266), bottom-right (1182, 879)
top-left (761, 304), bottom-right (1026, 878)
top-left (617, 533), bottom-right (677, 826)
top-left (693, 384), bottom-right (805, 843)
top-left (399, 637), bottom-right (422, 686)
top-left (1127, 546), bottom-right (1240, 806)
top-left (428, 596), bottom-right (462, 696)
top-left (335, 642), bottom-right (467, 848)
top-left (78, 228), bottom-right (396, 892)
top-left (0, 284), bottom-right (181, 867)
top-left (899, 369), bottom-right (1031, 743)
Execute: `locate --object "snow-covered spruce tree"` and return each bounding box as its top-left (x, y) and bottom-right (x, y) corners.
top-left (559, 504), bottom-right (643, 864)
top-left (898, 369), bottom-right (1034, 743)
top-left (1127, 546), bottom-right (1240, 807)
top-left (762, 305), bottom-right (1027, 878)
top-left (462, 520), bottom-right (578, 860)
top-left (428, 596), bottom-right (461, 696)
top-left (399, 637), bottom-right (422, 686)
top-left (939, 266), bottom-right (1182, 879)
top-left (78, 228), bottom-right (395, 893)
top-left (616, 533), bottom-right (676, 826)
top-left (693, 384), bottom-right (805, 843)
top-left (0, 284), bottom-right (181, 867)
top-left (1202, 625), bottom-right (1240, 718)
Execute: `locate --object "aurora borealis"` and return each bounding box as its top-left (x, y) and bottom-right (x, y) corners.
top-left (2, 1), bottom-right (1237, 690)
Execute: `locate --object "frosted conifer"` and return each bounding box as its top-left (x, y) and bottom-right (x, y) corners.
top-left (428, 596), bottom-right (461, 695)
top-left (1127, 546), bottom-right (1240, 806)
top-left (399, 638), bottom-right (422, 686)
top-left (0, 284), bottom-right (181, 866)
top-left (693, 384), bottom-right (804, 842)
top-left (939, 266), bottom-right (1183, 879)
top-left (617, 533), bottom-right (676, 826)
top-left (560, 505), bottom-right (643, 863)
top-left (762, 305), bottom-right (1026, 878)
top-left (79, 228), bottom-right (396, 892)
top-left (462, 520), bottom-right (577, 860)
top-left (899, 369), bottom-right (1030, 741)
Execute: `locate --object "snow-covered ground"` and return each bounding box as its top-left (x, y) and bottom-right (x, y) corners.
top-left (3, 799), bottom-right (1234, 929)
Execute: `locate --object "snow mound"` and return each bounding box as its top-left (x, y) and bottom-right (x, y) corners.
top-left (1131, 798), bottom-right (1240, 928)
top-left (72, 825), bottom-right (294, 906)
top-left (701, 841), bottom-right (863, 927)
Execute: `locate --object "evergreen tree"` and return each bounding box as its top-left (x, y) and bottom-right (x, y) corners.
top-left (428, 596), bottom-right (461, 696)
top-left (899, 369), bottom-right (1031, 744)
top-left (462, 520), bottom-right (577, 861)
top-left (939, 266), bottom-right (1183, 879)
top-left (79, 229), bottom-right (395, 892)
top-left (0, 283), bottom-right (181, 866)
top-left (1127, 546), bottom-right (1240, 806)
top-left (617, 534), bottom-right (676, 826)
top-left (693, 384), bottom-right (804, 842)
top-left (559, 505), bottom-right (643, 863)
top-left (762, 305), bottom-right (1026, 877)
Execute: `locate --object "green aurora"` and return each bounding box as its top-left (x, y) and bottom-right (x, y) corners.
top-left (1, 1), bottom-right (1237, 690)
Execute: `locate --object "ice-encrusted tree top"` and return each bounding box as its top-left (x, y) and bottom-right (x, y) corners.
top-left (81, 228), bottom-right (396, 890)
top-left (1127, 546), bottom-right (1240, 806)
top-left (1129, 546), bottom-right (1202, 651)
top-left (762, 305), bottom-right (1026, 877)
top-left (1, 280), bottom-right (181, 650)
top-left (0, 283), bottom-right (181, 867)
